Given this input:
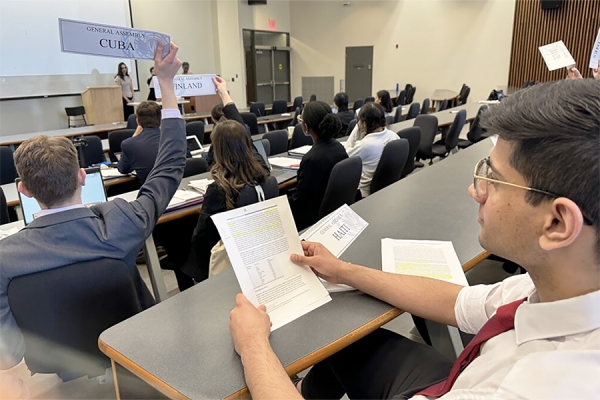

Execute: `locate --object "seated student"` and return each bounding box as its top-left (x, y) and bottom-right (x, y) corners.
top-left (181, 120), bottom-right (271, 283)
top-left (344, 102), bottom-right (399, 198)
top-left (332, 92), bottom-right (355, 136)
top-left (375, 89), bottom-right (393, 117)
top-left (288, 101), bottom-right (348, 231)
top-left (0, 42), bottom-right (186, 370)
top-left (229, 79), bottom-right (600, 399)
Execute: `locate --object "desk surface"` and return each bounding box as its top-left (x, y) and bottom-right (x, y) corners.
top-left (1, 123), bottom-right (128, 147)
top-left (389, 102), bottom-right (481, 131)
top-left (431, 89), bottom-right (460, 101)
top-left (99, 139), bottom-right (494, 400)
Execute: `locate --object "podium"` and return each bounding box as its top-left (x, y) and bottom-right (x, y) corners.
top-left (183, 94), bottom-right (221, 114)
top-left (81, 86), bottom-right (123, 125)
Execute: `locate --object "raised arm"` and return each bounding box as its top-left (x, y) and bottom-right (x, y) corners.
top-left (213, 76), bottom-right (245, 126)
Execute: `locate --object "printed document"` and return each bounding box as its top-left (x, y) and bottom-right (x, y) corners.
top-left (212, 196), bottom-right (331, 330)
top-left (381, 239), bottom-right (468, 286)
top-left (153, 74), bottom-right (217, 98)
top-left (590, 27), bottom-right (600, 69)
top-left (538, 40), bottom-right (576, 71)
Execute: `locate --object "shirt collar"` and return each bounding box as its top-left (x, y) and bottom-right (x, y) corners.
top-left (36, 203), bottom-right (86, 218)
top-left (515, 288), bottom-right (600, 345)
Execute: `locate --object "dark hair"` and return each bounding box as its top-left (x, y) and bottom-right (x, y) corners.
top-left (302, 101), bottom-right (342, 140)
top-left (482, 79), bottom-right (599, 258)
top-left (377, 90), bottom-right (393, 113)
top-left (149, 67), bottom-right (154, 73)
top-left (211, 120), bottom-right (268, 210)
top-left (136, 101), bottom-right (161, 128)
top-left (358, 102), bottom-right (387, 134)
top-left (333, 92), bottom-right (349, 112)
top-left (116, 62), bottom-right (128, 80)
top-left (211, 103), bottom-right (225, 123)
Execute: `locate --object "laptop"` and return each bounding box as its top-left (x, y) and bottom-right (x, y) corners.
top-left (252, 139), bottom-right (296, 183)
top-left (186, 136), bottom-right (204, 157)
top-left (17, 167), bottom-right (107, 225)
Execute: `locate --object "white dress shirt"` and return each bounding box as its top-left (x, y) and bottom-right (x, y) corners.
top-left (412, 274), bottom-right (600, 399)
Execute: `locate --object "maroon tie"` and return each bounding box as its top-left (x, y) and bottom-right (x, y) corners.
top-left (416, 298), bottom-right (526, 398)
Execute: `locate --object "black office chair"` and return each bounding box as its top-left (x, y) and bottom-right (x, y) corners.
top-left (405, 102), bottom-right (420, 121)
top-left (438, 99), bottom-right (449, 111)
top-left (385, 116), bottom-right (394, 126)
top-left (309, 94), bottom-right (317, 102)
top-left (458, 105), bottom-right (489, 149)
top-left (79, 136), bottom-right (105, 167)
top-left (183, 157), bottom-right (209, 178)
top-left (432, 110), bottom-right (467, 159)
top-left (397, 127), bottom-right (421, 179)
top-left (407, 87), bottom-right (416, 104)
top-left (352, 99), bottom-right (364, 111)
top-left (108, 129), bottom-right (135, 162)
top-left (318, 156), bottom-right (362, 218)
top-left (271, 100), bottom-right (288, 115)
top-left (346, 119), bottom-right (357, 136)
top-left (393, 105), bottom-right (403, 123)
top-left (459, 87), bottom-right (470, 105)
top-left (240, 112), bottom-right (260, 136)
top-left (421, 98), bottom-right (430, 114)
top-left (249, 102), bottom-right (265, 117)
top-left (0, 186), bottom-right (9, 225)
top-left (263, 130), bottom-right (289, 155)
top-left (364, 96), bottom-right (375, 104)
top-left (186, 121), bottom-right (205, 144)
top-left (289, 124), bottom-right (313, 150)
top-left (290, 107), bottom-right (301, 126)
top-left (260, 138), bottom-right (271, 156)
top-left (65, 106), bottom-right (87, 128)
top-left (126, 113), bottom-right (138, 130)
top-left (397, 90), bottom-right (406, 107)
top-left (7, 259), bottom-right (145, 380)
top-left (403, 85), bottom-right (413, 105)
top-left (413, 115), bottom-right (439, 166)
top-left (0, 146), bottom-right (17, 185)
top-left (370, 139), bottom-right (409, 195)
top-left (292, 96), bottom-right (303, 111)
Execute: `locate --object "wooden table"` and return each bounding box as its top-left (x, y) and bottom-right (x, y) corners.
top-left (98, 139), bottom-right (494, 400)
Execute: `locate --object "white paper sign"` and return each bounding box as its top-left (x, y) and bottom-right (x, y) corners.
top-left (153, 74), bottom-right (217, 97)
top-left (538, 40), bottom-right (576, 71)
top-left (589, 27), bottom-right (600, 69)
top-left (59, 18), bottom-right (170, 60)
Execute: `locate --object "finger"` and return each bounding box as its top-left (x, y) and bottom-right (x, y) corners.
top-left (235, 293), bottom-right (249, 306)
top-left (290, 253), bottom-right (308, 265)
top-left (258, 304), bottom-right (267, 312)
top-left (154, 41), bottom-right (163, 62)
top-left (167, 42), bottom-right (179, 61)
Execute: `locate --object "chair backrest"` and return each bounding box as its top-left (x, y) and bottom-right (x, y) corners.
top-left (364, 96), bottom-right (375, 104)
top-left (289, 124), bottom-right (313, 150)
top-left (397, 90), bottom-right (407, 106)
top-left (309, 94), bottom-right (317, 102)
top-left (126, 113), bottom-right (138, 130)
top-left (81, 136), bottom-right (105, 166)
top-left (65, 106), bottom-right (86, 117)
top-left (438, 99), bottom-right (449, 111)
top-left (393, 105), bottom-right (403, 123)
top-left (249, 102), bottom-right (265, 117)
top-left (319, 156), bottom-right (362, 218)
top-left (407, 86), bottom-right (416, 104)
top-left (444, 110), bottom-right (467, 151)
top-left (385, 116), bottom-right (394, 126)
top-left (0, 186), bottom-right (9, 225)
top-left (236, 176), bottom-right (279, 207)
top-left (466, 105), bottom-right (489, 143)
top-left (397, 127), bottom-right (421, 179)
top-left (186, 121), bottom-right (205, 144)
top-left (108, 129), bottom-right (135, 161)
top-left (370, 139), bottom-right (409, 194)
top-left (183, 157), bottom-right (208, 178)
top-left (7, 259), bottom-right (144, 379)
top-left (413, 115), bottom-right (439, 160)
top-left (240, 112), bottom-right (259, 136)
top-left (290, 107), bottom-right (301, 126)
top-left (260, 138), bottom-right (271, 156)
top-left (0, 146), bottom-right (17, 185)
top-left (292, 96), bottom-right (303, 111)
top-left (346, 119), bottom-right (357, 136)
top-left (271, 100), bottom-right (288, 115)
top-left (420, 98), bottom-right (430, 114)
top-left (459, 87), bottom-right (470, 105)
top-left (405, 102), bottom-right (420, 120)
top-left (263, 130), bottom-right (289, 155)
top-left (352, 99), bottom-right (364, 111)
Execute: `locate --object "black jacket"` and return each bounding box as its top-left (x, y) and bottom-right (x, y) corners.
top-left (117, 127), bottom-right (161, 184)
top-left (336, 110), bottom-right (355, 137)
top-left (288, 138), bottom-right (348, 231)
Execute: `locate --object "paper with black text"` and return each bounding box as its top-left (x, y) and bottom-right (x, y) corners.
top-left (538, 40), bottom-right (576, 71)
top-left (590, 27), bottom-right (600, 69)
top-left (381, 239), bottom-right (468, 286)
top-left (211, 196), bottom-right (331, 330)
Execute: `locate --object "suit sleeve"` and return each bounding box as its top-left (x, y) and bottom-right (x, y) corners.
top-left (117, 139), bottom-right (134, 174)
top-left (222, 103), bottom-right (245, 126)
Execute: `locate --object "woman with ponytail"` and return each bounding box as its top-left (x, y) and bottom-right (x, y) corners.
top-left (288, 101), bottom-right (348, 231)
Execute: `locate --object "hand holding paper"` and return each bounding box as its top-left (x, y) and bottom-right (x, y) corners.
top-left (291, 241), bottom-right (349, 285)
top-left (229, 294), bottom-right (271, 357)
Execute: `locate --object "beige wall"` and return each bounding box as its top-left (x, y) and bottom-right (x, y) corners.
top-left (289, 0), bottom-right (516, 105)
top-left (238, 0), bottom-right (291, 32)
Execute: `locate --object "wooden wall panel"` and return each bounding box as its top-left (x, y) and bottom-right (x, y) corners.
top-left (509, 0), bottom-right (600, 87)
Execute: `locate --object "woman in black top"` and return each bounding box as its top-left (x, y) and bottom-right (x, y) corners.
top-left (376, 90), bottom-right (393, 116)
top-left (288, 101), bottom-right (349, 231)
top-left (147, 67), bottom-right (156, 101)
top-left (333, 92), bottom-right (355, 136)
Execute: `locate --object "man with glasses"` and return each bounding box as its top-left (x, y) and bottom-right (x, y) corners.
top-left (228, 79), bottom-right (600, 399)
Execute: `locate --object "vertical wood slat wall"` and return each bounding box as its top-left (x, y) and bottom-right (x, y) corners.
top-left (508, 0), bottom-right (600, 87)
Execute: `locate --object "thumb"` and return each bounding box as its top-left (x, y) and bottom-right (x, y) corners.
top-left (290, 253), bottom-right (307, 265)
top-left (258, 304), bottom-right (267, 312)
top-left (154, 41), bottom-right (163, 62)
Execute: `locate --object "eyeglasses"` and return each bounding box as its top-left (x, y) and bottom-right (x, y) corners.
top-left (473, 157), bottom-right (594, 226)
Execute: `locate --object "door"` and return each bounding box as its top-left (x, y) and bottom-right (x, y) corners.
top-left (255, 48), bottom-right (274, 105)
top-left (345, 46), bottom-right (373, 102)
top-left (273, 50), bottom-right (290, 102)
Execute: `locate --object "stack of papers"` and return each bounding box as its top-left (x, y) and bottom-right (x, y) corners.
top-left (101, 168), bottom-right (130, 180)
top-left (166, 189), bottom-right (203, 210)
top-left (268, 157), bottom-right (301, 169)
top-left (188, 179), bottom-right (214, 195)
top-left (288, 145), bottom-right (312, 157)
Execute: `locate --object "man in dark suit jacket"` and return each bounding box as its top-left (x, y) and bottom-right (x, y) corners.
top-left (0, 41), bottom-right (185, 370)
